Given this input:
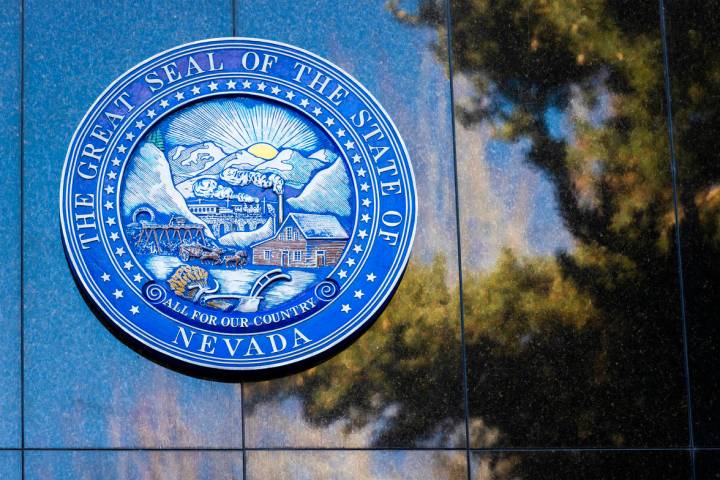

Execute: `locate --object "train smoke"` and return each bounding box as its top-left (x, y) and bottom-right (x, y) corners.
top-left (220, 168), bottom-right (285, 195)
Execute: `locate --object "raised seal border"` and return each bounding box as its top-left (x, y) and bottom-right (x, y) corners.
top-left (59, 37), bottom-right (417, 378)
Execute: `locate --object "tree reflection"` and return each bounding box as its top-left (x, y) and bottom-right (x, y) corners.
top-left (396, 0), bottom-right (690, 449)
top-left (247, 450), bottom-right (467, 479)
top-left (247, 257), bottom-right (466, 446)
top-left (247, 0), bottom-right (707, 476)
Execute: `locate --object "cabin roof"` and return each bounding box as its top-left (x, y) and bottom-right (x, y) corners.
top-left (283, 213), bottom-right (349, 240)
top-left (250, 213), bottom-right (349, 249)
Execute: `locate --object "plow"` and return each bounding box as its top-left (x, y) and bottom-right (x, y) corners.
top-left (169, 266), bottom-right (291, 313)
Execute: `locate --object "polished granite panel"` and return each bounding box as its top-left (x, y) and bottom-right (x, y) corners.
top-left (7, 0), bottom-right (705, 470)
top-left (696, 451), bottom-right (720, 479)
top-left (24, 450), bottom-right (243, 479)
top-left (664, 0), bottom-right (720, 446)
top-left (442, 0), bottom-right (687, 447)
top-left (470, 450), bottom-right (690, 479)
top-left (246, 450), bottom-right (466, 479)
top-left (0, 451), bottom-right (21, 480)
top-left (0, 0), bottom-right (21, 448)
top-left (238, 1), bottom-right (465, 448)
top-left (23, 0), bottom-right (244, 447)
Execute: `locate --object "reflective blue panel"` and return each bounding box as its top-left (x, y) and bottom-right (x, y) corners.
top-left (237, 1), bottom-right (465, 447)
top-left (246, 450), bottom-right (466, 479)
top-left (25, 450), bottom-right (243, 479)
top-left (0, 0), bottom-right (21, 448)
top-left (23, 0), bottom-right (243, 447)
top-left (0, 451), bottom-right (21, 480)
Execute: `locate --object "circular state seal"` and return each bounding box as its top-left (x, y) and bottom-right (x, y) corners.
top-left (60, 38), bottom-right (416, 377)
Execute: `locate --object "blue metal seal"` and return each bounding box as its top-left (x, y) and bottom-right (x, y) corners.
top-left (60, 38), bottom-right (416, 377)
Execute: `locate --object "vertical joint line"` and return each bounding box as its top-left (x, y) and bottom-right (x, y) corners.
top-left (443, 1), bottom-right (472, 478)
top-left (19, 0), bottom-right (25, 477)
top-left (658, 0), bottom-right (696, 477)
top-left (232, 0), bottom-right (237, 37)
top-left (241, 382), bottom-right (246, 478)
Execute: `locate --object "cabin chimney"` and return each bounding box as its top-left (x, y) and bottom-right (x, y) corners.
top-left (278, 192), bottom-right (284, 224)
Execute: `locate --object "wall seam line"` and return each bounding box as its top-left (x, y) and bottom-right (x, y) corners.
top-left (241, 382), bottom-right (247, 478)
top-left (443, 0), bottom-right (472, 478)
top-left (232, 4), bottom-right (246, 478)
top-left (19, 0), bottom-right (25, 477)
top-left (658, 0), bottom-right (696, 478)
top-left (232, 0), bottom-right (237, 37)
top-left (9, 446), bottom-right (705, 452)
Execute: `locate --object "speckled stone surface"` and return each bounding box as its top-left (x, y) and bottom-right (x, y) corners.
top-left (236, 0), bottom-right (466, 449)
top-left (24, 451), bottom-right (243, 479)
top-left (0, 452), bottom-right (20, 480)
top-left (696, 451), bottom-right (720, 479)
top-left (665, 0), bottom-right (720, 448)
top-left (246, 450), bottom-right (467, 480)
top-left (450, 0), bottom-right (688, 448)
top-left (470, 451), bottom-right (691, 479)
top-left (0, 0), bottom-right (21, 450)
top-left (2, 0), bottom-right (714, 477)
top-left (22, 0), bottom-right (243, 448)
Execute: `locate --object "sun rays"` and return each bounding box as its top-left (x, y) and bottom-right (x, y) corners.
top-left (164, 97), bottom-right (320, 153)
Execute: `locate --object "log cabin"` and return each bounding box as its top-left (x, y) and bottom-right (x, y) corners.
top-left (251, 213), bottom-right (349, 268)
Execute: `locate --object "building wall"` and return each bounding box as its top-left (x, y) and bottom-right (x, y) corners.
top-left (306, 239), bottom-right (347, 266)
top-left (252, 233), bottom-right (347, 268)
top-left (252, 236), bottom-right (309, 267)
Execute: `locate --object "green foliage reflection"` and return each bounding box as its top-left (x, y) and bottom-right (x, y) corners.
top-left (247, 2), bottom-right (713, 470)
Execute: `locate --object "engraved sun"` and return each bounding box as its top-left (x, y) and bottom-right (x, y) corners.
top-left (163, 97), bottom-right (320, 153)
top-left (247, 142), bottom-right (279, 160)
